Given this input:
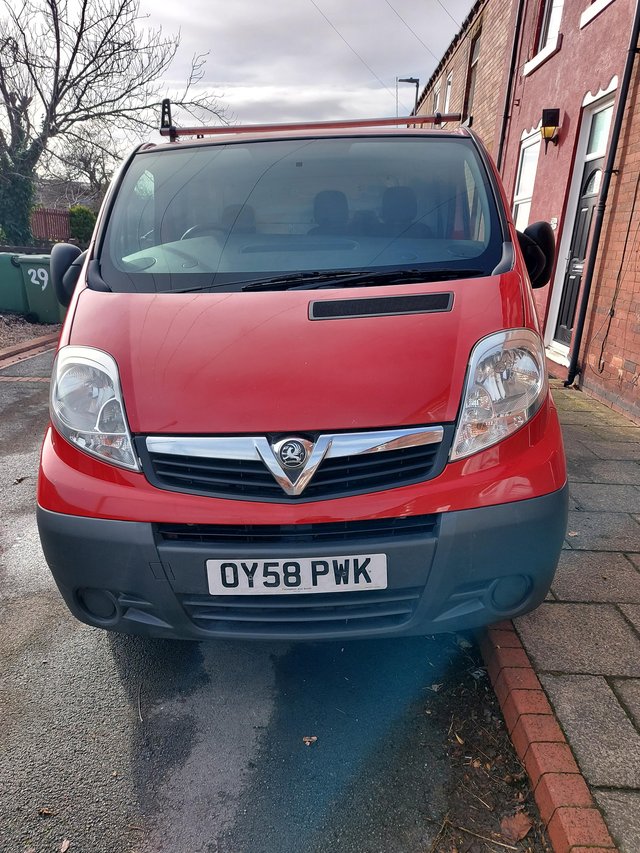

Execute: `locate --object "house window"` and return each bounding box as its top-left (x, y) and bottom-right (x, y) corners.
top-left (513, 135), bottom-right (541, 231)
top-left (444, 73), bottom-right (453, 113)
top-left (433, 81), bottom-right (441, 113)
top-left (464, 34), bottom-right (481, 119)
top-left (538, 0), bottom-right (564, 52)
top-left (587, 103), bottom-right (613, 156)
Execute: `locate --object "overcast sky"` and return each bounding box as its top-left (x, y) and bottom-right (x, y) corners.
top-left (140, 0), bottom-right (475, 128)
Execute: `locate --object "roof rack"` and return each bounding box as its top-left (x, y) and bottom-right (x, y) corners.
top-left (159, 99), bottom-right (462, 142)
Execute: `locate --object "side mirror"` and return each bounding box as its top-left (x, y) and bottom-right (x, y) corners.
top-left (517, 221), bottom-right (555, 288)
top-left (50, 243), bottom-right (86, 307)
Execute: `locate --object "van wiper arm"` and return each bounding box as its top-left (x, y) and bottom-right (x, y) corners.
top-left (243, 268), bottom-right (484, 291)
top-left (163, 269), bottom-right (360, 294)
top-left (163, 267), bottom-right (483, 294)
top-left (240, 269), bottom-right (375, 291)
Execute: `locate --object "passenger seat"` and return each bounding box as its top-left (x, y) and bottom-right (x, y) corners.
top-left (308, 190), bottom-right (349, 235)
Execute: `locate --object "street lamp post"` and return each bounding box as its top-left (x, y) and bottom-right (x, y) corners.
top-left (398, 77), bottom-right (420, 115)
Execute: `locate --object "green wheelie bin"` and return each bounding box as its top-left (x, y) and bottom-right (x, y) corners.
top-left (12, 253), bottom-right (65, 324)
top-left (0, 253), bottom-right (28, 315)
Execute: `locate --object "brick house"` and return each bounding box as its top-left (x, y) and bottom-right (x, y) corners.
top-left (416, 0), bottom-right (640, 423)
top-left (414, 0), bottom-right (519, 157)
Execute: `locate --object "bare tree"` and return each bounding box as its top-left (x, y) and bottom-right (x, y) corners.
top-left (0, 0), bottom-right (226, 243)
top-left (40, 129), bottom-right (124, 209)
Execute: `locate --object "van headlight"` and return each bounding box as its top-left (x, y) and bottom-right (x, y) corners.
top-left (50, 346), bottom-right (139, 471)
top-left (451, 329), bottom-right (547, 461)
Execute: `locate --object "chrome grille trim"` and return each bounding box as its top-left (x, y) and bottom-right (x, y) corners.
top-left (142, 426), bottom-right (449, 501)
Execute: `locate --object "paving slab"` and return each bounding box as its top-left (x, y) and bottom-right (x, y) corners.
top-left (620, 603), bottom-right (640, 633)
top-left (540, 674), bottom-right (640, 788)
top-left (516, 603), bottom-right (640, 676)
top-left (593, 789), bottom-right (640, 853)
top-left (552, 392), bottom-right (605, 411)
top-left (565, 456), bottom-right (640, 485)
top-left (551, 551), bottom-right (640, 603)
top-left (612, 678), bottom-right (640, 729)
top-left (567, 491), bottom-right (581, 511)
top-left (550, 386), bottom-right (637, 420)
top-left (587, 424), bottom-right (640, 442)
top-left (588, 441), bottom-right (640, 461)
top-left (565, 511), bottom-right (640, 551)
top-left (561, 423), bottom-right (605, 445)
top-left (569, 483), bottom-right (640, 513)
top-left (553, 408), bottom-right (630, 427)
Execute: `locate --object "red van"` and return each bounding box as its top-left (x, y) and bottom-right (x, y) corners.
top-left (37, 108), bottom-right (567, 640)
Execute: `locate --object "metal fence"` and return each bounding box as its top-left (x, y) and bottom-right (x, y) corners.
top-left (31, 208), bottom-right (71, 241)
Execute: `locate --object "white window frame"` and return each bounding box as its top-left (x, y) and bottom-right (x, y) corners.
top-left (464, 33), bottom-right (481, 119)
top-left (444, 73), bottom-right (453, 113)
top-left (539, 0), bottom-right (564, 51)
top-left (512, 132), bottom-right (541, 232)
top-left (523, 0), bottom-right (564, 76)
top-left (580, 0), bottom-right (616, 28)
top-left (433, 81), bottom-right (441, 113)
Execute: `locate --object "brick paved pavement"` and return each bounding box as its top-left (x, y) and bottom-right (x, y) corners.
top-left (515, 382), bottom-right (640, 852)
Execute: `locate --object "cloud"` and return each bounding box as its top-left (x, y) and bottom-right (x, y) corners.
top-left (140, 0), bottom-right (474, 125)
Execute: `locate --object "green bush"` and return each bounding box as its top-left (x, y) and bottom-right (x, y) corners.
top-left (69, 204), bottom-right (97, 245)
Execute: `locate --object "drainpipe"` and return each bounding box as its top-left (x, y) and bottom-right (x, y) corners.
top-left (565, 0), bottom-right (640, 386)
top-left (496, 0), bottom-right (526, 172)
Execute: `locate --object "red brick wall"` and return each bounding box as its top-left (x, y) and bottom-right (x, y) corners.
top-left (416, 0), bottom-right (518, 157)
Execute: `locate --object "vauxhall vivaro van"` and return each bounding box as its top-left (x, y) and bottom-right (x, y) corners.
top-left (37, 106), bottom-right (567, 639)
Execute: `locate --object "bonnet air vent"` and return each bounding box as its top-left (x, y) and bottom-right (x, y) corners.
top-left (309, 292), bottom-right (453, 320)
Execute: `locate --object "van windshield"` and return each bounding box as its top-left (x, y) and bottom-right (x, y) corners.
top-left (100, 135), bottom-right (504, 292)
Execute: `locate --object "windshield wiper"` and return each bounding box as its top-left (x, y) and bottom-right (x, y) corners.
top-left (158, 267), bottom-right (483, 294)
top-left (158, 270), bottom-right (354, 295)
top-left (241, 269), bottom-right (376, 291)
top-left (242, 267), bottom-right (484, 291)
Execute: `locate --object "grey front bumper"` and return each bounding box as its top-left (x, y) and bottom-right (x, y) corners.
top-left (37, 485), bottom-right (568, 640)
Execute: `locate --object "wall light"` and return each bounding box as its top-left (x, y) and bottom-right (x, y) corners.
top-left (541, 108), bottom-right (560, 152)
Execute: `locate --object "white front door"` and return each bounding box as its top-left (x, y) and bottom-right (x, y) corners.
top-left (545, 97), bottom-right (614, 360)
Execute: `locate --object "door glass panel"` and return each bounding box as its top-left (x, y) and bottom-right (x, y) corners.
top-left (514, 201), bottom-right (531, 232)
top-left (584, 169), bottom-right (602, 196)
top-left (587, 105), bottom-right (613, 156)
top-left (515, 142), bottom-right (539, 198)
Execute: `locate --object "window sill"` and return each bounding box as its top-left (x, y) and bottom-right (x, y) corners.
top-left (580, 0), bottom-right (616, 28)
top-left (522, 34), bottom-right (563, 77)
top-left (546, 343), bottom-right (570, 368)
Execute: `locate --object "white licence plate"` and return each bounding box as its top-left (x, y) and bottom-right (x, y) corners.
top-left (206, 554), bottom-right (387, 596)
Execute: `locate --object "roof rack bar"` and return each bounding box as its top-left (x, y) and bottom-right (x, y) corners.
top-left (160, 98), bottom-right (177, 143)
top-left (159, 110), bottom-right (463, 139)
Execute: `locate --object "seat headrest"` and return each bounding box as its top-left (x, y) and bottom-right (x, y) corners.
top-left (313, 190), bottom-right (349, 228)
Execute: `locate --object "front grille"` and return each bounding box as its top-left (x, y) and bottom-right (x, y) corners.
top-left (141, 431), bottom-right (451, 502)
top-left (179, 587), bottom-right (422, 635)
top-left (156, 514), bottom-right (439, 545)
